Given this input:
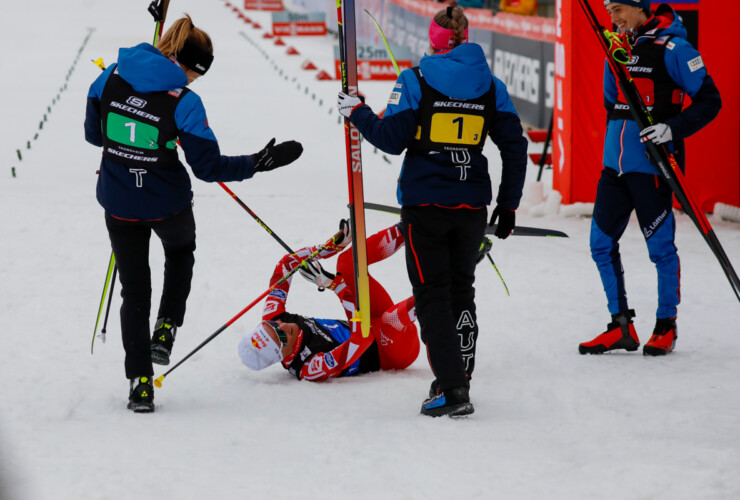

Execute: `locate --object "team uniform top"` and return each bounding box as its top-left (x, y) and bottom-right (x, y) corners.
top-left (85, 43), bottom-right (258, 221)
top-left (602, 5), bottom-right (721, 175)
top-left (349, 42), bottom-right (528, 210)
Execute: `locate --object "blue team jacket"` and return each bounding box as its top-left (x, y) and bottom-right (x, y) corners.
top-left (350, 43), bottom-right (527, 210)
top-left (602, 6), bottom-right (721, 175)
top-left (85, 43), bottom-right (257, 220)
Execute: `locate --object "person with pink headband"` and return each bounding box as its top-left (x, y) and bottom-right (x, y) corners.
top-left (337, 5), bottom-right (528, 417)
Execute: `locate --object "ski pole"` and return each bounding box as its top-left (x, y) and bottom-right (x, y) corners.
top-left (91, 252), bottom-right (116, 354)
top-left (148, 0), bottom-right (171, 45)
top-left (536, 114), bottom-right (554, 182)
top-left (218, 182), bottom-right (295, 253)
top-left (577, 0), bottom-right (740, 303)
top-left (363, 9), bottom-right (400, 76)
top-left (217, 182), bottom-right (324, 285)
top-left (487, 254), bottom-right (510, 297)
top-left (99, 265), bottom-right (118, 342)
top-left (154, 235), bottom-right (337, 388)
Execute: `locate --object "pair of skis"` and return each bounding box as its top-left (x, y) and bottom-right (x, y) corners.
top-left (577, 0), bottom-right (740, 303)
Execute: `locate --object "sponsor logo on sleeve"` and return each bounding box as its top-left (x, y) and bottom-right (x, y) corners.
top-left (388, 91), bottom-right (401, 105)
top-left (666, 41), bottom-right (675, 50)
top-left (300, 346), bottom-right (312, 361)
top-left (269, 289), bottom-right (288, 300)
top-left (688, 56), bottom-right (704, 72)
top-left (307, 357), bottom-right (324, 375)
top-left (323, 353), bottom-right (336, 368)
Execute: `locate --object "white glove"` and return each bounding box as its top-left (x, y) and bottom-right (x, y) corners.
top-left (299, 260), bottom-right (335, 289)
top-left (334, 219), bottom-right (352, 248)
top-left (337, 92), bottom-right (362, 118)
top-left (639, 123), bottom-right (673, 145)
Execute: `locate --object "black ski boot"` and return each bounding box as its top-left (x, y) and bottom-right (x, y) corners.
top-left (151, 317), bottom-right (177, 365)
top-left (421, 386), bottom-right (474, 418)
top-left (127, 376), bottom-right (155, 413)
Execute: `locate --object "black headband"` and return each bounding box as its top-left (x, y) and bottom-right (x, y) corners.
top-left (177, 39), bottom-right (214, 75)
top-left (447, 6), bottom-right (453, 17)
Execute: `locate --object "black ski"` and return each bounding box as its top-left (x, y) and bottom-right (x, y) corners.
top-left (364, 203), bottom-right (569, 238)
top-left (577, 0), bottom-right (740, 303)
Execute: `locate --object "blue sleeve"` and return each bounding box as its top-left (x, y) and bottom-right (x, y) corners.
top-left (663, 41), bottom-right (722, 140)
top-left (349, 69), bottom-right (420, 155)
top-left (84, 64), bottom-right (116, 147)
top-left (175, 91), bottom-right (257, 182)
top-left (488, 77), bottom-right (527, 210)
top-left (603, 60), bottom-right (617, 120)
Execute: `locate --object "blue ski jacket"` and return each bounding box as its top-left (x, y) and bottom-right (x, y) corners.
top-left (85, 43), bottom-right (258, 221)
top-left (349, 43), bottom-right (527, 210)
top-left (602, 5), bottom-right (721, 175)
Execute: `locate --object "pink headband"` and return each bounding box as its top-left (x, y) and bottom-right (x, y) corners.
top-left (428, 19), bottom-right (468, 51)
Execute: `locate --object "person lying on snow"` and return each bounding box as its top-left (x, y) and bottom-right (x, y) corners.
top-left (238, 221), bottom-right (421, 381)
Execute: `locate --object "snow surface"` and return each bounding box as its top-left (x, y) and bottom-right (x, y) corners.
top-left (1, 1), bottom-right (739, 499)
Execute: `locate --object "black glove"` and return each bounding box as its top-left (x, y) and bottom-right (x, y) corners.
top-left (253, 138), bottom-right (303, 172)
top-left (489, 206), bottom-right (515, 240)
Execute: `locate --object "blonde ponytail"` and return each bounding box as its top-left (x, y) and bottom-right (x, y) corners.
top-left (156, 14), bottom-right (213, 59)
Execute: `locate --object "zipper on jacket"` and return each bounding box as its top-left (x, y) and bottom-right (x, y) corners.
top-left (618, 121), bottom-right (626, 176)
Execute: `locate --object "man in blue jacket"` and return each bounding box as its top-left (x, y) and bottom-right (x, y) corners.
top-left (579, 1), bottom-right (721, 356)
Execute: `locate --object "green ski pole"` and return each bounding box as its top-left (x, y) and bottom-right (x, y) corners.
top-left (91, 253), bottom-right (116, 354)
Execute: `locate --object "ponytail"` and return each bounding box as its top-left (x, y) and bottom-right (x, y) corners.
top-left (433, 6), bottom-right (468, 48)
top-left (156, 14), bottom-right (213, 59)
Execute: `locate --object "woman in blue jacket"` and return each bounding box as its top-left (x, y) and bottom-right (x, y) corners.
top-left (337, 5), bottom-right (527, 417)
top-left (85, 14), bottom-right (303, 412)
top-left (579, 1), bottom-right (721, 357)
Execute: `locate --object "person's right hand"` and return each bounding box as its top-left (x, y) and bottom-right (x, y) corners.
top-left (253, 138), bottom-right (303, 172)
top-left (337, 92), bottom-right (362, 118)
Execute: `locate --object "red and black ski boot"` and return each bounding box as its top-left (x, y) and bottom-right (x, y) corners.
top-left (579, 309), bottom-right (639, 354)
top-left (643, 317), bottom-right (677, 356)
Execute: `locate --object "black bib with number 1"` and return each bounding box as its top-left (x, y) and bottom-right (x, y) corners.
top-left (100, 67), bottom-right (189, 168)
top-left (408, 66), bottom-right (494, 156)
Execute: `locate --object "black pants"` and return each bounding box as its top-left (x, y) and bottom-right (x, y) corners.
top-left (105, 205), bottom-right (196, 379)
top-left (400, 205), bottom-right (486, 392)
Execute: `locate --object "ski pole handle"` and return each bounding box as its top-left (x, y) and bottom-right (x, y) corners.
top-left (603, 30), bottom-right (631, 64)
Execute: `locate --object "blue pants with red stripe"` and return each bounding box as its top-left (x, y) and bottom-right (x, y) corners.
top-left (590, 168), bottom-right (680, 319)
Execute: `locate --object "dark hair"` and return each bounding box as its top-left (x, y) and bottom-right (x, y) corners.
top-left (433, 5), bottom-right (468, 48)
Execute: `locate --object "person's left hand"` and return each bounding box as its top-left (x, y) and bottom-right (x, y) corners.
top-left (639, 123), bottom-right (673, 145)
top-left (337, 92), bottom-right (362, 118)
top-left (489, 206), bottom-right (515, 240)
top-left (299, 260), bottom-right (335, 289)
top-left (254, 138), bottom-right (303, 172)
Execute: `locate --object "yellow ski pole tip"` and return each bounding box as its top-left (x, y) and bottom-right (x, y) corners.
top-left (154, 376), bottom-right (164, 388)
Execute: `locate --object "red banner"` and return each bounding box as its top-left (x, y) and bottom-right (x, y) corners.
top-left (273, 22), bottom-right (326, 36)
top-left (334, 60), bottom-right (413, 80)
top-left (244, 0), bottom-right (283, 11)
